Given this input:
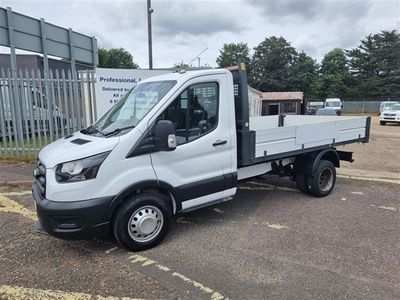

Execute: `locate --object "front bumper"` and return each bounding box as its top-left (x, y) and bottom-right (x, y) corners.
top-left (32, 183), bottom-right (113, 239)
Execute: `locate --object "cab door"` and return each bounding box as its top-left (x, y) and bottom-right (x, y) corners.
top-left (150, 73), bottom-right (234, 211)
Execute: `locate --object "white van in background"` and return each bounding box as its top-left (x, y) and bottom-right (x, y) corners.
top-left (324, 98), bottom-right (343, 115)
top-left (379, 101), bottom-right (399, 114)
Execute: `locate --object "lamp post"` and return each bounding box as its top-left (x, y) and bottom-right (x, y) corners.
top-left (147, 0), bottom-right (153, 69)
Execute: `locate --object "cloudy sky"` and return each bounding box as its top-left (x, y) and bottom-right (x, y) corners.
top-left (0, 0), bottom-right (399, 68)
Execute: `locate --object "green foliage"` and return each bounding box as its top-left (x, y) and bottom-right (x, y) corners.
top-left (216, 43), bottom-right (250, 68)
top-left (311, 48), bottom-right (351, 98)
top-left (98, 48), bottom-right (139, 69)
top-left (249, 36), bottom-right (298, 91)
top-left (289, 52), bottom-right (318, 97)
top-left (345, 30), bottom-right (400, 98)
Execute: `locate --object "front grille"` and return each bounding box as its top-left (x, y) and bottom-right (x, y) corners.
top-left (384, 113), bottom-right (396, 117)
top-left (34, 160), bottom-right (46, 197)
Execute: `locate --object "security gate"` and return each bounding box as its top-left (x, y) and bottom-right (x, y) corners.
top-left (0, 68), bottom-right (96, 158)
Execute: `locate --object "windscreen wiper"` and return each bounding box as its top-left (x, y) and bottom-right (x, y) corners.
top-left (80, 125), bottom-right (105, 136)
top-left (104, 125), bottom-right (136, 137)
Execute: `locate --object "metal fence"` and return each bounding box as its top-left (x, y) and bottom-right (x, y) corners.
top-left (0, 68), bottom-right (96, 158)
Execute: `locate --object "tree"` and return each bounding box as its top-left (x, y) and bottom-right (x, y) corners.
top-left (289, 52), bottom-right (318, 97)
top-left (346, 30), bottom-right (400, 97)
top-left (216, 43), bottom-right (250, 68)
top-left (312, 48), bottom-right (351, 98)
top-left (98, 48), bottom-right (139, 69)
top-left (347, 30), bottom-right (400, 78)
top-left (249, 36), bottom-right (298, 91)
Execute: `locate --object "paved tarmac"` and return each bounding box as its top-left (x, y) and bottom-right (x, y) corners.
top-left (1, 175), bottom-right (399, 299)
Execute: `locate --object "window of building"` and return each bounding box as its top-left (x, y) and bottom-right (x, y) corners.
top-left (282, 102), bottom-right (297, 114)
top-left (158, 82), bottom-right (219, 145)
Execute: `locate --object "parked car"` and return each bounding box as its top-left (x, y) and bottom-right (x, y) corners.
top-left (315, 108), bottom-right (338, 116)
top-left (379, 101), bottom-right (399, 114)
top-left (306, 101), bottom-right (324, 115)
top-left (380, 104), bottom-right (400, 125)
top-left (324, 98), bottom-right (343, 115)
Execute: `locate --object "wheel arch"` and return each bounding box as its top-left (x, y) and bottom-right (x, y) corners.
top-left (104, 180), bottom-right (182, 221)
top-left (294, 149), bottom-right (339, 176)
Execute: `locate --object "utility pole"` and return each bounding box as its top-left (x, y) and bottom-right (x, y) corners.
top-left (147, 0), bottom-right (153, 69)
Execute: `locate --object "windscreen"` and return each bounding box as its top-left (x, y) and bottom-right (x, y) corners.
top-left (325, 101), bottom-right (340, 108)
top-left (93, 80), bottom-right (176, 134)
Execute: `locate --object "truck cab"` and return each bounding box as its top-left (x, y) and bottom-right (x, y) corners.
top-left (33, 66), bottom-right (370, 251)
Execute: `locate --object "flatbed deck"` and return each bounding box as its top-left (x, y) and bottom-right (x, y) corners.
top-left (250, 115), bottom-right (370, 160)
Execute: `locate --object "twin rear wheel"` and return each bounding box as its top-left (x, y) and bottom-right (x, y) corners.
top-left (112, 192), bottom-right (172, 252)
top-left (296, 160), bottom-right (336, 197)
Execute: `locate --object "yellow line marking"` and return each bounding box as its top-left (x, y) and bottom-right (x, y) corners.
top-left (124, 254), bottom-right (225, 299)
top-left (276, 186), bottom-right (299, 193)
top-left (156, 264), bottom-right (171, 272)
top-left (1, 191), bottom-right (32, 196)
top-left (0, 284), bottom-right (143, 300)
top-left (0, 194), bottom-right (37, 221)
top-left (338, 174), bottom-right (400, 185)
top-left (263, 222), bottom-right (289, 230)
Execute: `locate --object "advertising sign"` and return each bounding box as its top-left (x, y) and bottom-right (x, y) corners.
top-left (95, 68), bottom-right (171, 118)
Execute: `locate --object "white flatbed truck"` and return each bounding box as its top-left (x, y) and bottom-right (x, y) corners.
top-left (33, 65), bottom-right (371, 251)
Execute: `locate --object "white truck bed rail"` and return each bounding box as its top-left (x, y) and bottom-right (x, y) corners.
top-left (250, 115), bottom-right (370, 159)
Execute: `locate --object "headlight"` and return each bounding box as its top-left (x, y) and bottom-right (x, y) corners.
top-left (55, 151), bottom-right (110, 183)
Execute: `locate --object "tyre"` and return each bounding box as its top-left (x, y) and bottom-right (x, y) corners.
top-left (296, 173), bottom-right (310, 194)
top-left (112, 192), bottom-right (172, 251)
top-left (309, 160), bottom-right (336, 197)
top-left (380, 121), bottom-right (386, 125)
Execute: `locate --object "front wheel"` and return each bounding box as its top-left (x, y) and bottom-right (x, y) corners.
top-left (380, 121), bottom-right (386, 125)
top-left (309, 160), bottom-right (336, 197)
top-left (112, 192), bottom-right (172, 251)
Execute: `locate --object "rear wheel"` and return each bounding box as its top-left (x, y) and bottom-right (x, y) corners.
top-left (112, 192), bottom-right (172, 251)
top-left (309, 160), bottom-right (336, 197)
top-left (380, 121), bottom-right (386, 125)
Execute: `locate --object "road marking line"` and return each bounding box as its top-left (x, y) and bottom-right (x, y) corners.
top-left (370, 204), bottom-right (399, 212)
top-left (351, 191), bottom-right (364, 195)
top-left (263, 222), bottom-right (289, 230)
top-left (239, 186), bottom-right (274, 191)
top-left (338, 174), bottom-right (400, 185)
top-left (105, 246), bottom-right (119, 254)
top-left (240, 182), bottom-right (299, 193)
top-left (1, 191), bottom-right (32, 196)
top-left (341, 197), bottom-right (347, 201)
top-left (212, 208), bottom-right (223, 213)
top-left (0, 194), bottom-right (37, 221)
top-left (125, 254), bottom-right (225, 299)
top-left (0, 284), bottom-right (143, 300)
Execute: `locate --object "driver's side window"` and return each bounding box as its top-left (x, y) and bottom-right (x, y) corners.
top-left (159, 82), bottom-right (219, 145)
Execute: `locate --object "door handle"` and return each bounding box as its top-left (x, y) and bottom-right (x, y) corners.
top-left (213, 140), bottom-right (227, 146)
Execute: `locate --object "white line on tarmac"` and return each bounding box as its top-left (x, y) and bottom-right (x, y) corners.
top-left (121, 253), bottom-right (225, 300)
top-left (0, 284), bottom-right (143, 300)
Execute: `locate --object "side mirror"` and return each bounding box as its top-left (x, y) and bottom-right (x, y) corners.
top-left (154, 120), bottom-right (177, 151)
